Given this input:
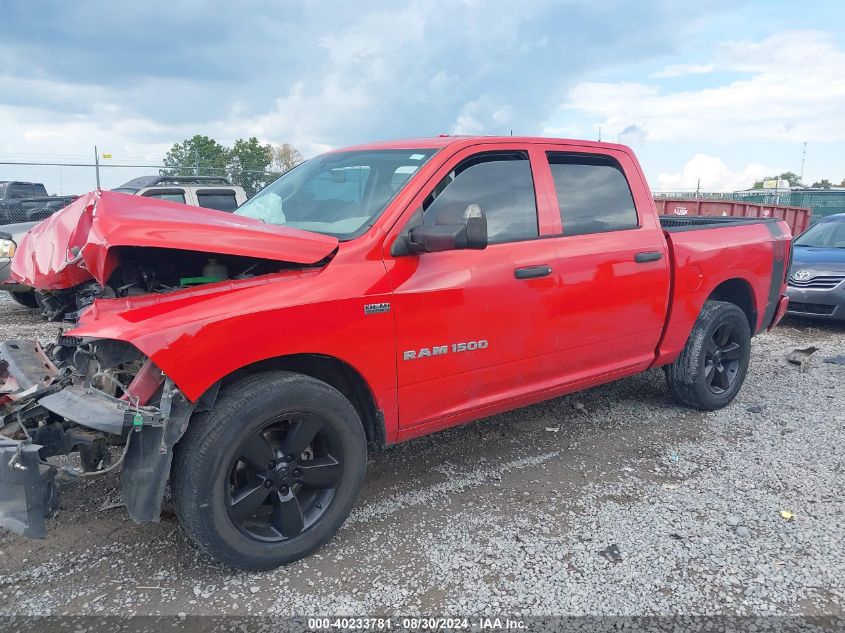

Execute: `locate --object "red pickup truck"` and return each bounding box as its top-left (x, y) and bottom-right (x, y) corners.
top-left (0, 136), bottom-right (791, 570)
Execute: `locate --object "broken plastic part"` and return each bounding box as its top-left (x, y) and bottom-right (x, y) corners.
top-left (0, 440), bottom-right (55, 538)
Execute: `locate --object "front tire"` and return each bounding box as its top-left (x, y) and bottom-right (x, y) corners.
top-left (9, 291), bottom-right (38, 309)
top-left (172, 372), bottom-right (367, 570)
top-left (665, 300), bottom-right (751, 410)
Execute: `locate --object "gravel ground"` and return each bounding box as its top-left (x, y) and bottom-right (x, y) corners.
top-left (0, 292), bottom-right (843, 620)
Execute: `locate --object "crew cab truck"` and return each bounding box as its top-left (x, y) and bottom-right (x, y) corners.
top-left (0, 136), bottom-right (791, 570)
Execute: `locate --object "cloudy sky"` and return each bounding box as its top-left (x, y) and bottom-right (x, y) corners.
top-left (1, 0), bottom-right (843, 192)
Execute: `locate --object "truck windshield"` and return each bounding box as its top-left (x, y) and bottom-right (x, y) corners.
top-left (794, 220), bottom-right (845, 248)
top-left (235, 149), bottom-right (437, 239)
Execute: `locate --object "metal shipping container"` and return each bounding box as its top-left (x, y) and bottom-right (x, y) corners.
top-left (653, 198), bottom-right (812, 236)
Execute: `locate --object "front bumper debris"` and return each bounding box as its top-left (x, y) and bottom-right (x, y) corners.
top-left (0, 339), bottom-right (59, 401)
top-left (0, 336), bottom-right (199, 539)
top-left (0, 438), bottom-right (56, 538)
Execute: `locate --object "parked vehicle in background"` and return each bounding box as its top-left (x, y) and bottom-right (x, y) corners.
top-left (0, 221), bottom-right (48, 307)
top-left (0, 181), bottom-right (78, 225)
top-left (0, 182), bottom-right (79, 307)
top-left (654, 197), bottom-right (812, 236)
top-left (0, 176), bottom-right (248, 312)
top-left (786, 213), bottom-right (845, 320)
top-left (112, 175), bottom-right (248, 211)
top-left (0, 136), bottom-right (791, 570)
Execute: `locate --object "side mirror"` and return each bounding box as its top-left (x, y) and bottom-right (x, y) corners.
top-left (407, 204), bottom-right (488, 253)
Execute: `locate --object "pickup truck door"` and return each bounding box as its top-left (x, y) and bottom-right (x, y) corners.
top-left (537, 145), bottom-right (671, 377)
top-left (383, 145), bottom-right (565, 431)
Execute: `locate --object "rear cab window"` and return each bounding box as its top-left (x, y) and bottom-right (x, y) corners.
top-left (7, 183), bottom-right (48, 199)
top-left (546, 152), bottom-right (639, 236)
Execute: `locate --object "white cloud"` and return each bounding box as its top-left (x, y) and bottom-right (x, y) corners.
top-left (654, 154), bottom-right (774, 192)
top-left (650, 63), bottom-right (715, 78)
top-left (559, 30), bottom-right (845, 144)
top-left (452, 96), bottom-right (514, 135)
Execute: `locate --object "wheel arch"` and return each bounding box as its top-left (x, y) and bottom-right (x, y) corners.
top-left (706, 277), bottom-right (757, 333)
top-left (208, 353), bottom-right (388, 451)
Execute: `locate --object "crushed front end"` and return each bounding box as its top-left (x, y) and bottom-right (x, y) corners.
top-left (0, 336), bottom-right (198, 538)
top-left (0, 189), bottom-right (335, 539)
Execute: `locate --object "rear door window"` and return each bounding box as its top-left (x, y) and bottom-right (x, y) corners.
top-left (547, 153), bottom-right (638, 236)
top-left (196, 189), bottom-right (239, 212)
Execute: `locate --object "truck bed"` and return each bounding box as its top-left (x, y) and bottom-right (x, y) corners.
top-left (655, 215), bottom-right (791, 367)
top-left (660, 215), bottom-right (782, 232)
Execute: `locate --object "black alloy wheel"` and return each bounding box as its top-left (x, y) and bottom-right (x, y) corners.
top-left (172, 371), bottom-right (367, 570)
top-left (704, 322), bottom-right (743, 394)
top-left (226, 413), bottom-right (343, 542)
top-left (664, 300), bottom-right (752, 411)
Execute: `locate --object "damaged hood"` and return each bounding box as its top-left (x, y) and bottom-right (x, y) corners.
top-left (10, 190), bottom-right (339, 290)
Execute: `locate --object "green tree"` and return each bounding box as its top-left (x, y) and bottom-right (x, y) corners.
top-left (811, 179), bottom-right (832, 189)
top-left (227, 137), bottom-right (273, 196)
top-left (752, 171), bottom-right (802, 189)
top-left (163, 135), bottom-right (228, 177)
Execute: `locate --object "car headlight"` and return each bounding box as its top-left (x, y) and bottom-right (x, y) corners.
top-left (0, 239), bottom-right (16, 259)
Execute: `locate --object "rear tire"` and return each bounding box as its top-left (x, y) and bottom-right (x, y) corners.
top-left (172, 371), bottom-right (367, 570)
top-left (665, 300), bottom-right (751, 410)
top-left (9, 291), bottom-right (38, 308)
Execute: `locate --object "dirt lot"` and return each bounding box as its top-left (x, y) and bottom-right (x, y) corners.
top-left (0, 292), bottom-right (843, 619)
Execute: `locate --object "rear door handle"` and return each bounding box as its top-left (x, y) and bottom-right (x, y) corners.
top-left (514, 265), bottom-right (552, 279)
top-left (634, 251), bottom-right (664, 263)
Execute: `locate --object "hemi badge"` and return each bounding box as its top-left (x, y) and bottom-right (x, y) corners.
top-left (364, 302), bottom-right (391, 315)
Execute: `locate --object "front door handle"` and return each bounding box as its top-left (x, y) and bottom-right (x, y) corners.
top-left (634, 251), bottom-right (664, 263)
top-left (514, 265), bottom-right (552, 279)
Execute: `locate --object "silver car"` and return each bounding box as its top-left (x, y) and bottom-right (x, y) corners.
top-left (0, 222), bottom-right (39, 306)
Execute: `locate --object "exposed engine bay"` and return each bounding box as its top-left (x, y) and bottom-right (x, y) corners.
top-left (9, 189), bottom-right (340, 322)
top-left (34, 247), bottom-right (292, 322)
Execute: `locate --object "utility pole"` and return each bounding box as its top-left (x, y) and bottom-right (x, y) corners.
top-left (94, 145), bottom-right (101, 190)
top-left (598, 126), bottom-right (602, 142)
top-left (194, 148), bottom-right (200, 176)
top-left (800, 142), bottom-right (807, 184)
top-left (696, 178), bottom-right (701, 198)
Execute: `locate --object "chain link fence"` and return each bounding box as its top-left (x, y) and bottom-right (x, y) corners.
top-left (0, 159), bottom-right (282, 200)
top-left (5, 158), bottom-right (842, 227)
top-left (654, 189), bottom-right (845, 224)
